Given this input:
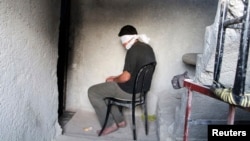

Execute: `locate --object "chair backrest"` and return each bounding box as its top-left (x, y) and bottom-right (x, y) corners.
top-left (133, 62), bottom-right (157, 94)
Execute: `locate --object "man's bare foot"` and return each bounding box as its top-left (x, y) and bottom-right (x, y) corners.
top-left (98, 123), bottom-right (118, 136)
top-left (117, 121), bottom-right (126, 128)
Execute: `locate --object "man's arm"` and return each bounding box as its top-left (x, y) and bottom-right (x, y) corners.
top-left (106, 71), bottom-right (131, 83)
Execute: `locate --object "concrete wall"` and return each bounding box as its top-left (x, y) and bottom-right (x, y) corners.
top-left (66, 0), bottom-right (219, 115)
top-left (0, 0), bottom-right (61, 141)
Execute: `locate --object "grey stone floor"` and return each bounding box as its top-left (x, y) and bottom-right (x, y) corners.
top-left (56, 109), bottom-right (158, 141)
top-left (55, 93), bottom-right (182, 141)
top-left (55, 91), bottom-right (250, 141)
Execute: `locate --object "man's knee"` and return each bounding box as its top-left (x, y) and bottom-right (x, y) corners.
top-left (88, 85), bottom-right (99, 100)
top-left (88, 86), bottom-right (94, 98)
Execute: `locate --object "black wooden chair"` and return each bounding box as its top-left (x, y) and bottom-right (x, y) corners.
top-left (98, 62), bottom-right (157, 140)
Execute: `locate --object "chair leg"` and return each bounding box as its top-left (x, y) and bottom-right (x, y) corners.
top-left (144, 102), bottom-right (148, 135)
top-left (132, 103), bottom-right (137, 140)
top-left (99, 100), bottom-right (112, 136)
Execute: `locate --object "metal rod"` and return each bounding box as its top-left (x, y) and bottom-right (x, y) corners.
top-left (227, 24), bottom-right (243, 29)
top-left (227, 105), bottom-right (236, 125)
top-left (233, 0), bottom-right (250, 96)
top-left (223, 15), bottom-right (244, 27)
top-left (183, 88), bottom-right (192, 141)
top-left (214, 1), bottom-right (228, 84)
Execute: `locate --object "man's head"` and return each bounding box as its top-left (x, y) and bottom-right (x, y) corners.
top-left (118, 25), bottom-right (138, 49)
top-left (118, 25), bottom-right (138, 37)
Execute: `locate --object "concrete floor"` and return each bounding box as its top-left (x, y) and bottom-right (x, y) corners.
top-left (55, 92), bottom-right (183, 141)
top-left (55, 88), bottom-right (250, 141)
top-left (56, 109), bottom-right (158, 141)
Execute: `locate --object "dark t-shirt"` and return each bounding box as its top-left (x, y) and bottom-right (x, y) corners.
top-left (118, 41), bottom-right (156, 94)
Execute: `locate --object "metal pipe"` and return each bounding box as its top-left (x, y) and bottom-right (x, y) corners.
top-left (223, 15), bottom-right (244, 27)
top-left (233, 0), bottom-right (250, 96)
top-left (214, 1), bottom-right (228, 85)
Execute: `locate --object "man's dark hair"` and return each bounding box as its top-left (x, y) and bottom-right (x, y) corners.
top-left (118, 25), bottom-right (138, 37)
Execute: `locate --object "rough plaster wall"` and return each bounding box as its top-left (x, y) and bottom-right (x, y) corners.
top-left (0, 0), bottom-right (61, 141)
top-left (67, 0), bottom-right (219, 115)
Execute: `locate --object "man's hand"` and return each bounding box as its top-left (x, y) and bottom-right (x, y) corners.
top-left (106, 71), bottom-right (131, 83)
top-left (106, 76), bottom-right (116, 82)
